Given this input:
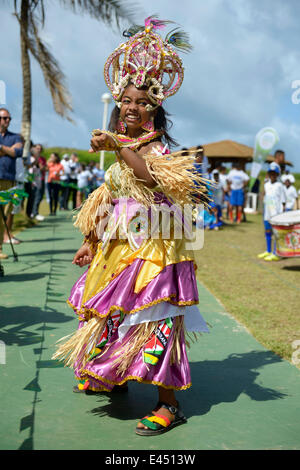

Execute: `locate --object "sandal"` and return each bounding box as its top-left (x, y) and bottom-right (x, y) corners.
top-left (135, 401), bottom-right (187, 436)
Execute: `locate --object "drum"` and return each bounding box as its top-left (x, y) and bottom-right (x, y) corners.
top-left (270, 210), bottom-right (300, 257)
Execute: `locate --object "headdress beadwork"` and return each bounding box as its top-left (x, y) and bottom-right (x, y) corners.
top-left (103, 16), bottom-right (192, 111)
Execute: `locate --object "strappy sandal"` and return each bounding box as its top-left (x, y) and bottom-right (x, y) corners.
top-left (135, 401), bottom-right (187, 436)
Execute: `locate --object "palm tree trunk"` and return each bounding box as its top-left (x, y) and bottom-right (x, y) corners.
top-left (20, 0), bottom-right (32, 159)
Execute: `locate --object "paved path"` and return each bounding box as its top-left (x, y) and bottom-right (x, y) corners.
top-left (0, 213), bottom-right (300, 450)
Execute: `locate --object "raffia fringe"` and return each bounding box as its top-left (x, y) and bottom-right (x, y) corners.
top-left (118, 155), bottom-right (210, 209)
top-left (144, 153), bottom-right (211, 207)
top-left (118, 162), bottom-right (157, 208)
top-left (70, 152), bottom-right (210, 237)
top-left (72, 183), bottom-right (112, 237)
top-left (51, 317), bottom-right (107, 369)
top-left (110, 316), bottom-right (185, 376)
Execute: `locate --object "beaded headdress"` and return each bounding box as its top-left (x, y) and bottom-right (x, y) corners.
top-left (104, 16), bottom-right (192, 111)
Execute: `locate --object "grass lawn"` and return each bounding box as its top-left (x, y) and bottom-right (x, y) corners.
top-left (195, 213), bottom-right (300, 366)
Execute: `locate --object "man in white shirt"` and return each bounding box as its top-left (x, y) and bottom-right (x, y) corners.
top-left (227, 162), bottom-right (249, 223)
top-left (76, 164), bottom-right (93, 207)
top-left (92, 163), bottom-right (105, 188)
top-left (284, 176), bottom-right (298, 211)
top-left (68, 153), bottom-right (80, 210)
top-left (60, 153), bottom-right (71, 210)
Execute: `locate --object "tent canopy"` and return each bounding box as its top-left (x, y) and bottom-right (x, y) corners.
top-left (184, 140), bottom-right (293, 168)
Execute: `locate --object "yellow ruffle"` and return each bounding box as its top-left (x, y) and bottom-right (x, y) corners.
top-left (81, 235), bottom-right (196, 304)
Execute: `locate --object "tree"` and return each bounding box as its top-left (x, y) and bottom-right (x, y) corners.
top-left (13, 0), bottom-right (136, 157)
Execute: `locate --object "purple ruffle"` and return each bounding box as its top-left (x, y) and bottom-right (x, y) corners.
top-left (68, 258), bottom-right (198, 318)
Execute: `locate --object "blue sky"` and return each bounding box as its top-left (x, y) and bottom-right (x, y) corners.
top-left (1, 0), bottom-right (300, 171)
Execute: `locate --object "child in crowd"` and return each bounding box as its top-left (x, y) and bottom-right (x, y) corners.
top-left (258, 163), bottom-right (286, 261)
top-left (210, 169), bottom-right (224, 229)
top-left (284, 176), bottom-right (298, 211)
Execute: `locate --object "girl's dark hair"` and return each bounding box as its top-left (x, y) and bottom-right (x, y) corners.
top-left (108, 104), bottom-right (178, 148)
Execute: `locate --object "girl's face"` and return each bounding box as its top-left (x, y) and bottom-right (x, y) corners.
top-left (119, 85), bottom-right (154, 136)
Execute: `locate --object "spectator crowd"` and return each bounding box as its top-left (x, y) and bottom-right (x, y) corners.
top-left (0, 106), bottom-right (105, 259)
top-left (191, 146), bottom-right (299, 261)
top-left (0, 106), bottom-right (299, 263)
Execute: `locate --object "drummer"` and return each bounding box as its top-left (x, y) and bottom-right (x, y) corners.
top-left (257, 163), bottom-right (286, 262)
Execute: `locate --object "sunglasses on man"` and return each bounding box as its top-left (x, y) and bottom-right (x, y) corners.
top-left (0, 116), bottom-right (11, 121)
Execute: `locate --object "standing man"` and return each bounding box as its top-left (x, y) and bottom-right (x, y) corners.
top-left (227, 162), bottom-right (249, 224)
top-left (68, 153), bottom-right (80, 210)
top-left (273, 149), bottom-right (285, 175)
top-left (31, 144), bottom-right (47, 220)
top-left (0, 108), bottom-right (23, 259)
top-left (59, 153), bottom-right (71, 210)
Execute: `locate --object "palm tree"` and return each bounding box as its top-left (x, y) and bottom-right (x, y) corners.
top-left (13, 0), bottom-right (136, 157)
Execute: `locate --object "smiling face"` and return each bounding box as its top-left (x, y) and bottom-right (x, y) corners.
top-left (119, 85), bottom-right (154, 137)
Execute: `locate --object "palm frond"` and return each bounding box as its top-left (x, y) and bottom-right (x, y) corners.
top-left (15, 9), bottom-right (73, 121)
top-left (29, 15), bottom-right (73, 120)
top-left (59, 0), bottom-right (138, 30)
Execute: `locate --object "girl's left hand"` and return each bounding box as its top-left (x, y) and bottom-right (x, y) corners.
top-left (89, 132), bottom-right (117, 153)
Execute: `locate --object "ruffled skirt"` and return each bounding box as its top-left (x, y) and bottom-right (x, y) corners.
top-left (63, 231), bottom-right (209, 392)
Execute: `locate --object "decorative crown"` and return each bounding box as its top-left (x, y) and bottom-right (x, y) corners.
top-left (103, 16), bottom-right (192, 111)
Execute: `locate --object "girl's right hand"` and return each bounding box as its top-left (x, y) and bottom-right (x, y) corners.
top-left (72, 244), bottom-right (94, 267)
top-left (89, 132), bottom-right (117, 153)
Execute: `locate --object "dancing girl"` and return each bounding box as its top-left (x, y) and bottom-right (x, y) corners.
top-left (53, 16), bottom-right (209, 436)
